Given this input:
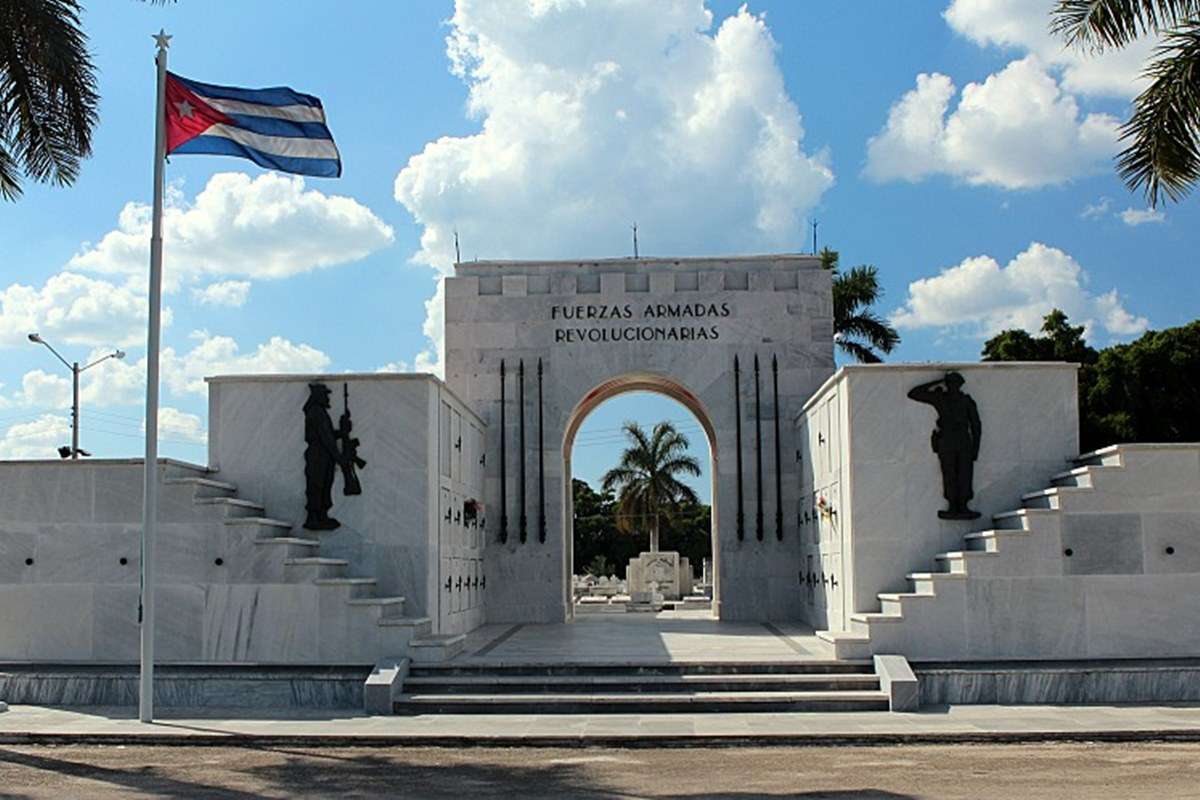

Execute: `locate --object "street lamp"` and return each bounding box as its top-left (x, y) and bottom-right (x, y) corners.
top-left (28, 333), bottom-right (126, 459)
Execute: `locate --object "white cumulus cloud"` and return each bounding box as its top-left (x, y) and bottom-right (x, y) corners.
top-left (395, 0), bottom-right (834, 372)
top-left (70, 172), bottom-right (395, 291)
top-left (0, 271), bottom-right (170, 349)
top-left (943, 0), bottom-right (1156, 98)
top-left (162, 331), bottom-right (332, 395)
top-left (192, 280), bottom-right (251, 307)
top-left (865, 57), bottom-right (1119, 189)
top-left (891, 242), bottom-right (1149, 339)
top-left (1119, 207), bottom-right (1166, 226)
top-left (0, 414), bottom-right (71, 459)
top-left (152, 406), bottom-right (207, 444)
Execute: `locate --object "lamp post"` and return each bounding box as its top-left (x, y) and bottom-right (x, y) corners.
top-left (28, 333), bottom-right (126, 459)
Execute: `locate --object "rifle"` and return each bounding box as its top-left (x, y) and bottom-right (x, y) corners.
top-left (339, 382), bottom-right (366, 496)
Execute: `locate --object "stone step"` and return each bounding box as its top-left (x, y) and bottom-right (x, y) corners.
top-left (814, 631), bottom-right (873, 660)
top-left (1074, 446), bottom-right (1123, 467)
top-left (907, 571), bottom-right (967, 593)
top-left (877, 591), bottom-right (932, 615)
top-left (1050, 465), bottom-right (1120, 488)
top-left (402, 673), bottom-right (882, 694)
top-left (194, 497), bottom-right (265, 518)
top-left (163, 476), bottom-right (237, 498)
top-left (412, 660), bottom-right (876, 678)
top-left (408, 634), bottom-right (466, 663)
top-left (393, 690), bottom-right (891, 714)
top-left (992, 508), bottom-right (1056, 531)
top-left (254, 537), bottom-right (321, 557)
top-left (934, 550), bottom-right (997, 574)
top-left (849, 612), bottom-right (903, 635)
top-left (963, 529), bottom-right (1029, 552)
top-left (314, 577), bottom-right (377, 599)
top-left (346, 595), bottom-right (407, 619)
top-left (225, 516), bottom-right (293, 532)
top-left (1021, 486), bottom-right (1090, 510)
top-left (284, 557), bottom-right (348, 579)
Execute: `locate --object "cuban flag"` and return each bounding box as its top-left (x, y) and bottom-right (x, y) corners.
top-left (165, 72), bottom-right (341, 178)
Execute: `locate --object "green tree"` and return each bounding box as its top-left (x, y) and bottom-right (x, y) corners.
top-left (982, 309), bottom-right (1099, 364)
top-left (820, 247), bottom-right (901, 363)
top-left (983, 310), bottom-right (1200, 451)
top-left (583, 554), bottom-right (613, 579)
top-left (1052, 0), bottom-right (1200, 206)
top-left (1086, 320), bottom-right (1200, 444)
top-left (657, 497), bottom-right (712, 578)
top-left (601, 421), bottom-right (701, 553)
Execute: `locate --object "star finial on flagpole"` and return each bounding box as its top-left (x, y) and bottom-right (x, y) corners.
top-left (153, 29), bottom-right (172, 51)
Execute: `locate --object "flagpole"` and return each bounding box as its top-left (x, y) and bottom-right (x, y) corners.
top-left (140, 29), bottom-right (170, 724)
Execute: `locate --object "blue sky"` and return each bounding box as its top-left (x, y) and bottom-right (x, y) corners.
top-left (0, 1), bottom-right (1194, 502)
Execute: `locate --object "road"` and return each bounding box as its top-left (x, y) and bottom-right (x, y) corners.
top-left (1, 742), bottom-right (1197, 798)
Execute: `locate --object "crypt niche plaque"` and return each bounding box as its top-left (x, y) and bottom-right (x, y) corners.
top-left (302, 382), bottom-right (366, 531)
top-left (907, 372), bottom-right (982, 520)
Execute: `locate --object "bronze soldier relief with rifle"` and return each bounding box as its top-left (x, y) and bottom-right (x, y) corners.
top-left (907, 371), bottom-right (982, 521)
top-left (303, 382), bottom-right (367, 530)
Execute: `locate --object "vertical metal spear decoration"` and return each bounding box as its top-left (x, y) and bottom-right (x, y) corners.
top-left (734, 355), bottom-right (744, 541)
top-left (773, 355), bottom-right (783, 541)
top-left (519, 359), bottom-right (527, 544)
top-left (140, 29), bottom-right (171, 723)
top-left (537, 358), bottom-right (545, 544)
top-left (754, 354), bottom-right (764, 541)
top-left (499, 360), bottom-right (508, 544)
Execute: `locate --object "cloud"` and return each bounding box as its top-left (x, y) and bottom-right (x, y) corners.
top-left (0, 414), bottom-right (70, 459)
top-left (943, 0), bottom-right (1156, 98)
top-left (375, 361), bottom-right (410, 373)
top-left (1080, 196), bottom-right (1113, 219)
top-left (865, 57), bottom-right (1119, 188)
top-left (0, 370), bottom-right (71, 410)
top-left (69, 172), bottom-right (394, 291)
top-left (1120, 207), bottom-right (1166, 226)
top-left (396, 1), bottom-right (833, 371)
top-left (152, 406), bottom-right (207, 444)
top-left (162, 331), bottom-right (332, 395)
top-left (192, 280), bottom-right (251, 307)
top-left (891, 242), bottom-right (1149, 339)
top-left (0, 271), bottom-right (171, 349)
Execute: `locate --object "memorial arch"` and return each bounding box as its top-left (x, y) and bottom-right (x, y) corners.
top-left (443, 254), bottom-right (835, 623)
top-left (561, 372), bottom-right (721, 618)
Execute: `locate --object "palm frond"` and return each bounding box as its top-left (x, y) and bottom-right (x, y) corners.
top-left (1052, 0), bottom-right (1200, 50)
top-left (1117, 20), bottom-right (1200, 206)
top-left (837, 339), bottom-right (884, 364)
top-left (0, 0), bottom-right (98, 198)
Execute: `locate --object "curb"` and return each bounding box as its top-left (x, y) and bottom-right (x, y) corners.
top-left (2, 729), bottom-right (1200, 748)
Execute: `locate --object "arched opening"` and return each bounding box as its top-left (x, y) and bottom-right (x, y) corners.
top-left (562, 372), bottom-right (721, 620)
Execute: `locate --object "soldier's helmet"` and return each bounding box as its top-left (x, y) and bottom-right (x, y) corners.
top-left (944, 372), bottom-right (965, 389)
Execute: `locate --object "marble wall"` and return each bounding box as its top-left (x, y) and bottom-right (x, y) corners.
top-left (443, 255), bottom-right (835, 623)
top-left (796, 363), bottom-right (1080, 627)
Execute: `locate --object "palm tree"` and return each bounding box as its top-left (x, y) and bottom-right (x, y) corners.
top-left (1052, 0), bottom-right (1200, 206)
top-left (1, 1), bottom-right (173, 201)
top-left (0, 0), bottom-right (98, 200)
top-left (820, 247), bottom-right (901, 363)
top-left (601, 421), bottom-right (701, 553)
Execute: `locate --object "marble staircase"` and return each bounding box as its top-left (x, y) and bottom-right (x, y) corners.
top-left (817, 444), bottom-right (1199, 661)
top-left (163, 467), bottom-right (452, 664)
top-left (392, 661), bottom-right (890, 714)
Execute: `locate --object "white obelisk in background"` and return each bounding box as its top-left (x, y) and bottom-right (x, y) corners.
top-left (140, 28), bottom-right (170, 724)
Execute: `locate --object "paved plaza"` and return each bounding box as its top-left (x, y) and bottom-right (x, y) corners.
top-left (455, 610), bottom-right (834, 664)
top-left (3, 703), bottom-right (1200, 746)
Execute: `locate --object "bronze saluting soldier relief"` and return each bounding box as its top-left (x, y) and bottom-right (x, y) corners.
top-left (303, 382), bottom-right (366, 530)
top-left (908, 372), bottom-right (982, 520)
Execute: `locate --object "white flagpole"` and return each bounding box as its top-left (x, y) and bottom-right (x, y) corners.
top-left (140, 28), bottom-right (170, 724)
